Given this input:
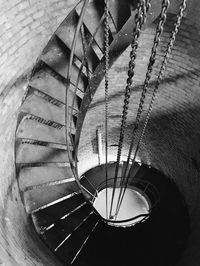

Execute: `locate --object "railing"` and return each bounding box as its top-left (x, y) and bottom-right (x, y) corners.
top-left (78, 176), bottom-right (159, 227)
top-left (64, 0), bottom-right (159, 227)
top-left (65, 0), bottom-right (122, 200)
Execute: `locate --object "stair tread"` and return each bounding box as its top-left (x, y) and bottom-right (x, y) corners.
top-left (82, 163), bottom-right (123, 189)
top-left (108, 0), bottom-right (131, 32)
top-left (128, 161), bottom-right (141, 179)
top-left (21, 93), bottom-right (65, 125)
top-left (132, 164), bottom-right (149, 181)
top-left (80, 177), bottom-right (96, 196)
top-left (29, 68), bottom-right (66, 103)
top-left (32, 193), bottom-right (86, 232)
top-left (24, 181), bottom-right (80, 213)
top-left (16, 139), bottom-right (69, 164)
top-left (54, 212), bottom-right (98, 264)
top-left (41, 36), bottom-right (88, 91)
top-left (56, 11), bottom-right (100, 72)
top-left (76, 1), bottom-right (112, 52)
top-left (18, 165), bottom-right (73, 191)
top-left (43, 204), bottom-right (92, 250)
top-left (16, 114), bottom-right (66, 145)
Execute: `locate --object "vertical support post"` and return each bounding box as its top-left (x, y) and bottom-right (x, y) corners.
top-left (97, 129), bottom-right (103, 165)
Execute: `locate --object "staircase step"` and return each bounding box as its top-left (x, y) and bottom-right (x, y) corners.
top-left (16, 113), bottom-right (66, 145)
top-left (128, 161), bottom-right (141, 179)
top-left (24, 181), bottom-right (80, 213)
top-left (43, 203), bottom-right (92, 250)
top-left (29, 65), bottom-right (66, 103)
top-left (76, 1), bottom-right (113, 52)
top-left (15, 139), bottom-right (69, 164)
top-left (54, 212), bottom-right (98, 264)
top-left (83, 163), bottom-right (123, 190)
top-left (133, 164), bottom-right (149, 180)
top-left (56, 11), bottom-right (100, 72)
top-left (108, 0), bottom-right (131, 32)
top-left (21, 92), bottom-right (65, 125)
top-left (18, 165), bottom-right (73, 191)
top-left (25, 83), bottom-right (82, 115)
top-left (80, 177), bottom-right (97, 197)
top-left (32, 193), bottom-right (86, 233)
top-left (41, 36), bottom-right (88, 92)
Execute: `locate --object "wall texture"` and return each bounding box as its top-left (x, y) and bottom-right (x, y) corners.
top-left (79, 13), bottom-right (200, 266)
top-left (0, 0), bottom-right (79, 265)
top-left (0, 0), bottom-right (79, 97)
top-left (1, 0), bottom-right (200, 265)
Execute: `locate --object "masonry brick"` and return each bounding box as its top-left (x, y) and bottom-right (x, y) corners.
top-left (0, 0), bottom-right (80, 95)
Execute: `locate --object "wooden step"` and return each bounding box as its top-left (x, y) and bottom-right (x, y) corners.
top-left (24, 181), bottom-right (80, 213)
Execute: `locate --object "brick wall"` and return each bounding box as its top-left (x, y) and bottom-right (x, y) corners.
top-left (80, 14), bottom-right (200, 266)
top-left (1, 0), bottom-right (200, 265)
top-left (0, 0), bottom-right (79, 96)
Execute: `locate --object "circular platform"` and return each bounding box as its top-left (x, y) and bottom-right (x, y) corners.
top-left (93, 187), bottom-right (150, 227)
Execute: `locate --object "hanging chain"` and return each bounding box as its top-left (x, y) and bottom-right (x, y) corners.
top-left (115, 0), bottom-right (151, 169)
top-left (109, 0), bottom-right (151, 219)
top-left (115, 0), bottom-right (170, 218)
top-left (104, 0), bottom-right (110, 219)
top-left (131, 0), bottom-right (187, 161)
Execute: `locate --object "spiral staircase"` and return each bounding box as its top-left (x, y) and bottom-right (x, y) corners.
top-left (14, 1), bottom-right (190, 265)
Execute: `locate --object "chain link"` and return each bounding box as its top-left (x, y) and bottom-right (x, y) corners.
top-left (116, 0), bottom-right (150, 172)
top-left (104, 0), bottom-right (110, 219)
top-left (134, 0), bottom-right (170, 129)
top-left (115, 0), bottom-right (170, 218)
top-left (109, 0), bottom-right (151, 219)
top-left (133, 0), bottom-right (187, 158)
top-left (121, 0), bottom-right (170, 171)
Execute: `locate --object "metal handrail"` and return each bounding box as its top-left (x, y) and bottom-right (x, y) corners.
top-left (78, 176), bottom-right (159, 226)
top-left (64, 2), bottom-right (159, 227)
top-left (65, 0), bottom-right (90, 200)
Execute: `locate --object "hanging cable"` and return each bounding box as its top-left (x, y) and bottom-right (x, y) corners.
top-left (130, 0), bottom-right (187, 168)
top-left (109, 0), bottom-right (150, 219)
top-left (104, 0), bottom-right (110, 219)
top-left (115, 0), bottom-right (170, 218)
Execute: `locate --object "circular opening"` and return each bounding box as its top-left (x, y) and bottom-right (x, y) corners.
top-left (93, 187), bottom-right (150, 227)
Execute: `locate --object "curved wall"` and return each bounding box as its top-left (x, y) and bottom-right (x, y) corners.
top-left (1, 0), bottom-right (200, 265)
top-left (0, 0), bottom-right (79, 97)
top-left (79, 13), bottom-right (200, 266)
